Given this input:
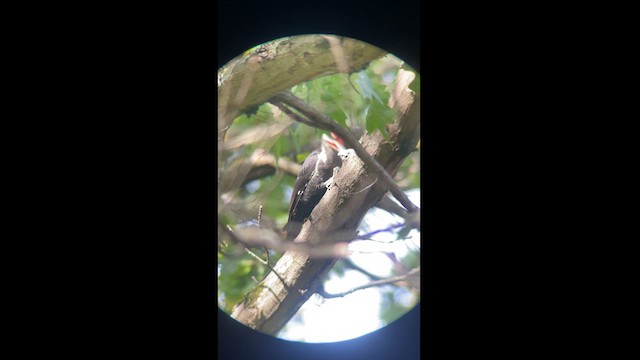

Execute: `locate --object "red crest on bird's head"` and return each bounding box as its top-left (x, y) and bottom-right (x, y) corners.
top-left (322, 132), bottom-right (346, 151)
top-left (330, 132), bottom-right (345, 146)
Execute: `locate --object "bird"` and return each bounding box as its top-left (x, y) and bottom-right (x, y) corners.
top-left (283, 132), bottom-right (346, 241)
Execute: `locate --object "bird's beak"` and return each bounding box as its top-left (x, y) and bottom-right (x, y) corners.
top-left (322, 133), bottom-right (346, 152)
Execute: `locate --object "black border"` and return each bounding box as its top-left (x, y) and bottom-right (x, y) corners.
top-left (27, 0), bottom-right (587, 357)
top-left (217, 0), bottom-right (423, 359)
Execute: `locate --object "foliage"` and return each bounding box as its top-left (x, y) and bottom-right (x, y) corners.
top-left (218, 53), bottom-right (420, 317)
top-left (378, 250), bottom-right (420, 325)
top-left (217, 247), bottom-right (268, 313)
top-left (394, 151), bottom-right (420, 190)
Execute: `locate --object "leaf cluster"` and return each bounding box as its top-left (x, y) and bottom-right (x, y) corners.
top-left (218, 54), bottom-right (421, 313)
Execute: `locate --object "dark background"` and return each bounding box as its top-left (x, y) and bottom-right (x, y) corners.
top-left (218, 0), bottom-right (421, 73)
top-left (217, 1), bottom-right (421, 358)
top-left (14, 0), bottom-right (599, 357)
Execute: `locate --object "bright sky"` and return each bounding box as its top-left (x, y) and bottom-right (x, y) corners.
top-left (277, 189), bottom-right (420, 343)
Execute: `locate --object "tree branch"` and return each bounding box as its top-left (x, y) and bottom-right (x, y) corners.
top-left (271, 91), bottom-right (419, 214)
top-left (317, 267), bottom-right (420, 298)
top-left (220, 149), bottom-right (301, 193)
top-left (342, 258), bottom-right (384, 281)
top-left (376, 194), bottom-right (409, 220)
top-left (244, 152), bottom-right (300, 181)
top-left (227, 61), bottom-right (421, 336)
top-left (270, 100), bottom-right (319, 129)
top-left (218, 35), bottom-right (386, 138)
top-left (230, 121), bottom-right (419, 335)
top-left (355, 224), bottom-right (405, 239)
top-left (220, 225), bottom-right (351, 259)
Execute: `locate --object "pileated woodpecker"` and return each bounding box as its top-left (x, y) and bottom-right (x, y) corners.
top-left (283, 133), bottom-right (346, 241)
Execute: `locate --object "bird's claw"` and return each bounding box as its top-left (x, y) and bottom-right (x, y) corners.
top-left (324, 176), bottom-right (334, 189)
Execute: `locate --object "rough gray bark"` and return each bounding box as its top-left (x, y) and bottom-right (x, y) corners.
top-left (230, 92), bottom-right (420, 335)
top-left (220, 36), bottom-right (419, 336)
top-left (218, 35), bottom-right (386, 136)
top-left (218, 35), bottom-right (387, 193)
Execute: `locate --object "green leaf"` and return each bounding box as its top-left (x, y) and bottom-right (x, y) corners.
top-left (408, 72), bottom-right (420, 95)
top-left (331, 260), bottom-right (347, 278)
top-left (354, 71), bottom-right (383, 103)
top-left (379, 290), bottom-right (412, 326)
top-left (249, 103), bottom-right (273, 123)
top-left (365, 99), bottom-right (395, 138)
top-left (329, 109), bottom-right (347, 127)
top-left (272, 135), bottom-right (286, 159)
top-left (218, 252), bottom-right (274, 313)
top-left (296, 152), bottom-right (310, 163)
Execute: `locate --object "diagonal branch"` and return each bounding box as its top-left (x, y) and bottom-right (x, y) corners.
top-left (342, 258), bottom-right (384, 281)
top-left (219, 225), bottom-right (351, 259)
top-left (376, 194), bottom-right (409, 220)
top-left (218, 35), bottom-right (386, 139)
top-left (229, 67), bottom-right (420, 336)
top-left (220, 149), bottom-right (301, 193)
top-left (317, 267), bottom-right (420, 298)
top-left (270, 91), bottom-right (419, 214)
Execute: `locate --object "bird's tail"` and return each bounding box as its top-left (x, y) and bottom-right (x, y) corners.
top-left (282, 221), bottom-right (302, 241)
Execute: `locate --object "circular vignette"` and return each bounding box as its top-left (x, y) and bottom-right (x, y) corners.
top-left (218, 34), bottom-right (420, 343)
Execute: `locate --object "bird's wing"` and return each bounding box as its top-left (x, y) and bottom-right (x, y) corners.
top-left (286, 150), bottom-right (318, 222)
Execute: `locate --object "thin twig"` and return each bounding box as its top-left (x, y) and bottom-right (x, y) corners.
top-left (355, 237), bottom-right (409, 244)
top-left (376, 194), bottom-right (409, 220)
top-left (342, 258), bottom-right (384, 281)
top-left (264, 248), bottom-right (270, 267)
top-left (317, 267), bottom-right (420, 298)
top-left (271, 91), bottom-right (419, 214)
top-left (258, 204), bottom-right (272, 267)
top-left (347, 74), bottom-right (361, 96)
top-left (355, 224), bottom-right (405, 239)
top-left (244, 246), bottom-right (290, 290)
top-left (344, 177), bottom-right (378, 195)
top-left (244, 246), bottom-right (268, 265)
top-left (224, 225), bottom-right (291, 289)
top-left (269, 100), bottom-right (318, 128)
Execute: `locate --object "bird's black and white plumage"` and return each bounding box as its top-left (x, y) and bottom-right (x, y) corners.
top-left (283, 133), bottom-right (345, 241)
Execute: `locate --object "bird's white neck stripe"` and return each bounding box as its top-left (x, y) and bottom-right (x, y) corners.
top-left (318, 149), bottom-right (328, 163)
top-left (315, 145), bottom-right (328, 172)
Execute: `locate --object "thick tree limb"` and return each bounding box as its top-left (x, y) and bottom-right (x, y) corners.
top-left (218, 35), bottom-right (386, 139)
top-left (223, 41), bottom-right (419, 335)
top-left (271, 91), bottom-right (419, 215)
top-left (220, 149), bottom-right (301, 194)
top-left (218, 35), bottom-right (386, 204)
top-left (231, 93), bottom-right (420, 335)
top-left (220, 225), bottom-right (351, 259)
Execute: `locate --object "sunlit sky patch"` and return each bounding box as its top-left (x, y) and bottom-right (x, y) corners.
top-left (278, 189), bottom-right (420, 343)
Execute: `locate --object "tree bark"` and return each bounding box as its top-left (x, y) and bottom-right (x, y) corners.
top-left (218, 35), bottom-right (386, 137)
top-left (218, 35), bottom-right (386, 193)
top-left (230, 94), bottom-right (420, 336)
top-left (220, 35), bottom-right (419, 336)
